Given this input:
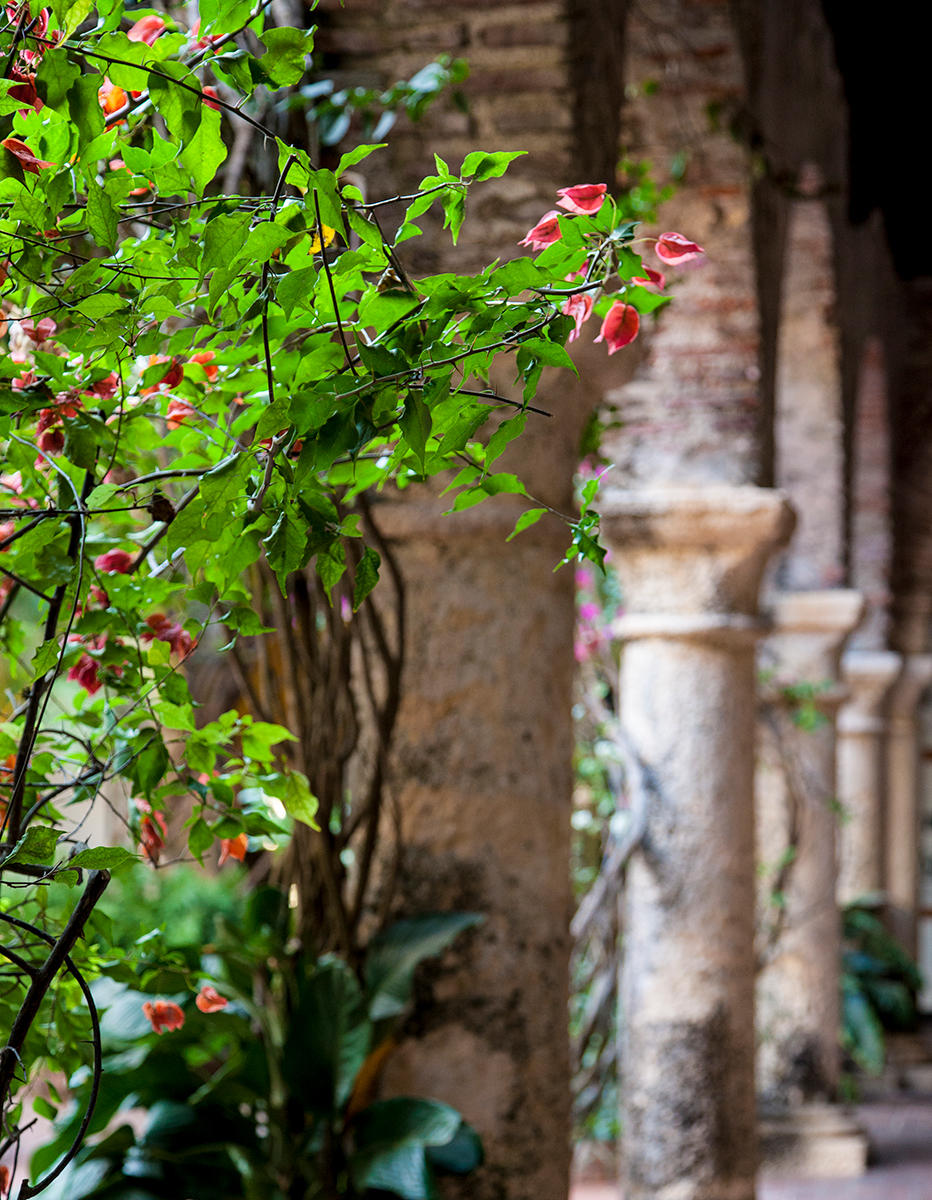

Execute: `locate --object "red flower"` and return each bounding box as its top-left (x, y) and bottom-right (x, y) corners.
top-left (136, 799), bottom-right (168, 864)
top-left (563, 291), bottom-right (595, 343)
top-left (218, 833), bottom-right (248, 866)
top-left (556, 183), bottom-right (607, 215)
top-left (655, 232), bottom-right (704, 265)
top-left (0, 1163), bottom-right (9, 1195)
top-left (9, 68), bottom-right (41, 112)
top-left (195, 985), bottom-right (228, 1013)
top-left (141, 356), bottom-right (184, 395)
top-left (37, 426), bottom-right (64, 455)
top-left (142, 999), bottom-right (184, 1034)
top-left (94, 548), bottom-right (134, 574)
top-left (2, 136), bottom-right (52, 174)
top-left (68, 654), bottom-right (101, 695)
top-left (631, 264), bottom-right (666, 289)
top-left (594, 302), bottom-right (640, 354)
top-left (20, 316), bottom-right (56, 345)
top-left (518, 210), bottom-right (562, 251)
top-left (202, 85), bottom-right (220, 111)
top-left (143, 613), bottom-right (194, 659)
top-left (87, 372), bottom-right (119, 400)
top-left (127, 14), bottom-right (165, 44)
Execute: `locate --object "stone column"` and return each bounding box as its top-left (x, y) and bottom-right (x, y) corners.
top-left (600, 485), bottom-right (794, 1200)
top-left (756, 591), bottom-right (864, 1173)
top-left (837, 650), bottom-right (902, 904)
top-left (885, 654), bottom-right (932, 954)
top-left (375, 499), bottom-right (576, 1200)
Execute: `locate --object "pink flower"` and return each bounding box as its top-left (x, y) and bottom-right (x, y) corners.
top-left (578, 601), bottom-right (600, 622)
top-left (218, 833), bottom-right (248, 866)
top-left (68, 654), bottom-right (101, 695)
top-left (556, 183), bottom-right (607, 215)
top-left (594, 302), bottom-right (640, 354)
top-left (195, 985), bottom-right (228, 1013)
top-left (655, 232), bottom-right (704, 265)
top-left (519, 210), bottom-right (562, 251)
top-left (127, 14), bottom-right (165, 44)
top-left (142, 999), bottom-right (184, 1034)
top-left (94, 548), bottom-right (134, 574)
top-left (563, 290), bottom-right (595, 342)
top-left (631, 264), bottom-right (666, 289)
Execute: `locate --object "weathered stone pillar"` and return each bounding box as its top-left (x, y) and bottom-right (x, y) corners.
top-left (375, 500), bottom-right (576, 1200)
top-left (885, 654), bottom-right (932, 954)
top-left (601, 485), bottom-right (794, 1200)
top-left (837, 651), bottom-right (901, 904)
top-left (756, 590), bottom-right (866, 1175)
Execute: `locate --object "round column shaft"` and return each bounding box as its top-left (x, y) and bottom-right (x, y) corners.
top-left (756, 590), bottom-right (864, 1107)
top-left (885, 654), bottom-right (932, 954)
top-left (601, 486), bottom-right (794, 1200)
top-left (837, 651), bottom-right (902, 903)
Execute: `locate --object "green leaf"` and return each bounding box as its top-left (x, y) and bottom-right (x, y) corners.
top-left (337, 143), bottom-right (387, 175)
top-left (84, 171), bottom-right (119, 251)
top-left (353, 546), bottom-right (380, 610)
top-left (53, 0), bottom-right (95, 36)
top-left (1, 825), bottom-right (58, 868)
top-left (181, 102), bottom-right (226, 193)
top-left (400, 390), bottom-right (431, 471)
top-left (460, 150), bottom-right (526, 182)
top-left (316, 542), bottom-right (346, 602)
top-left (282, 771), bottom-right (319, 828)
top-left (187, 817), bottom-right (214, 865)
top-left (283, 958), bottom-right (370, 1112)
top-left (259, 27), bottom-right (315, 87)
top-left (67, 846), bottom-right (137, 871)
top-left (365, 913), bottom-right (482, 1021)
top-left (351, 1099), bottom-right (465, 1199)
top-left (506, 507), bottom-right (547, 541)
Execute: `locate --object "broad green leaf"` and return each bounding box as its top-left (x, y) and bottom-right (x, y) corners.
top-left (67, 846), bottom-right (137, 871)
top-left (181, 103), bottom-right (226, 193)
top-left (1, 825), bottom-right (58, 868)
top-left (259, 27), bottom-right (315, 87)
top-left (282, 771), bottom-right (319, 828)
top-left (506, 507), bottom-right (547, 541)
top-left (353, 546), bottom-right (380, 611)
top-left (84, 171), bottom-right (119, 250)
top-left (460, 149), bottom-right (526, 182)
top-left (365, 913), bottom-right (482, 1021)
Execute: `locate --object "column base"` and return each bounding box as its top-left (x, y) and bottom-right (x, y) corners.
top-left (759, 1103), bottom-right (868, 1178)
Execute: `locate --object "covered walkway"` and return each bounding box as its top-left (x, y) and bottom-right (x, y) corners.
top-left (572, 1099), bottom-right (932, 1200)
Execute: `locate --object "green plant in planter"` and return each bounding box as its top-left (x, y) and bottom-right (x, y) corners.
top-left (34, 881), bottom-right (481, 1200)
top-left (841, 900), bottom-right (923, 1077)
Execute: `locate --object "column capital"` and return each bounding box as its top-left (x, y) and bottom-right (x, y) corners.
top-left (599, 485), bottom-right (796, 619)
top-left (838, 650), bottom-right (902, 735)
top-left (761, 590), bottom-right (865, 710)
top-left (889, 653), bottom-right (932, 723)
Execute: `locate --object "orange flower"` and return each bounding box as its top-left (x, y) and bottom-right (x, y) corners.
top-left (195, 985), bottom-right (228, 1013)
top-left (142, 999), bottom-right (185, 1034)
top-left (218, 833), bottom-right (248, 866)
top-left (98, 78), bottom-right (127, 117)
top-left (166, 397), bottom-right (196, 429)
top-left (188, 350), bottom-right (218, 381)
